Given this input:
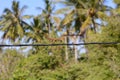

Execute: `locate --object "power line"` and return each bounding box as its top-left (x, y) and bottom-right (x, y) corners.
top-left (0, 42), bottom-right (120, 47)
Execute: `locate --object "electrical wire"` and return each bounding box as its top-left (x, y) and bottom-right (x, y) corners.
top-left (0, 42), bottom-right (120, 47)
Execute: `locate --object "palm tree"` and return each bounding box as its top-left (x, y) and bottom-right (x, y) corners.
top-left (37, 0), bottom-right (53, 37)
top-left (62, 0), bottom-right (108, 35)
top-left (25, 17), bottom-right (48, 54)
top-left (72, 0), bottom-right (109, 62)
top-left (55, 0), bottom-right (109, 62)
top-left (0, 1), bottom-right (30, 41)
top-left (26, 17), bottom-right (48, 43)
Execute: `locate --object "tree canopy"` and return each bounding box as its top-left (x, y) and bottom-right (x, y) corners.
top-left (0, 0), bottom-right (120, 80)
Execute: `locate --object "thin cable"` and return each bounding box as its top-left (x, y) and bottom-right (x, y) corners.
top-left (0, 42), bottom-right (120, 47)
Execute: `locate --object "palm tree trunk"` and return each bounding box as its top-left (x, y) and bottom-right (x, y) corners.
top-left (74, 44), bottom-right (78, 63)
top-left (48, 21), bottom-right (51, 37)
top-left (65, 29), bottom-right (70, 61)
top-left (65, 36), bottom-right (68, 61)
top-left (73, 36), bottom-right (78, 63)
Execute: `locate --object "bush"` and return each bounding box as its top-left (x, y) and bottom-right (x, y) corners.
top-left (0, 49), bottom-right (24, 80)
top-left (12, 52), bottom-right (60, 79)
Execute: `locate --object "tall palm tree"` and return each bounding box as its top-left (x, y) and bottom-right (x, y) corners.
top-left (62, 0), bottom-right (108, 35)
top-left (0, 1), bottom-right (30, 41)
top-left (71, 0), bottom-right (109, 62)
top-left (26, 17), bottom-right (48, 43)
top-left (55, 0), bottom-right (109, 62)
top-left (25, 17), bottom-right (48, 54)
top-left (37, 0), bottom-right (53, 37)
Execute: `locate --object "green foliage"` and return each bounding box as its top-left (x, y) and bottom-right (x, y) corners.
top-left (0, 1), bottom-right (30, 41)
top-left (84, 14), bottom-right (120, 80)
top-left (0, 49), bottom-right (24, 80)
top-left (12, 52), bottom-right (60, 80)
top-left (0, 0), bottom-right (120, 80)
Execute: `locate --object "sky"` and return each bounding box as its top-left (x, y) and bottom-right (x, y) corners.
top-left (0, 0), bottom-right (116, 15)
top-left (0, 0), bottom-right (45, 15)
top-left (0, 0), bottom-right (66, 16)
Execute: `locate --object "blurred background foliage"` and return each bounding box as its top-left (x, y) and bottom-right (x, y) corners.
top-left (0, 0), bottom-right (120, 80)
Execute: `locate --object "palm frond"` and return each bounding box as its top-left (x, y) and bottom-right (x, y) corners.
top-left (53, 17), bottom-right (61, 25)
top-left (74, 17), bottom-right (82, 32)
top-left (2, 30), bottom-right (8, 39)
top-left (76, 8), bottom-right (87, 15)
top-left (12, 1), bottom-right (19, 13)
top-left (0, 0), bottom-right (27, 41)
top-left (22, 15), bottom-right (32, 19)
top-left (97, 11), bottom-right (108, 19)
top-left (80, 16), bottom-right (91, 35)
top-left (77, 0), bottom-right (87, 8)
top-left (62, 10), bottom-right (75, 25)
top-left (111, 8), bottom-right (120, 15)
top-left (21, 21), bottom-right (30, 27)
top-left (0, 21), bottom-right (12, 31)
top-left (0, 19), bottom-right (6, 26)
top-left (4, 8), bottom-right (12, 14)
top-left (54, 7), bottom-right (71, 14)
top-left (17, 24), bottom-right (24, 37)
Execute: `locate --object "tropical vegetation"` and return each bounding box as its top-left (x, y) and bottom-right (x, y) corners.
top-left (0, 0), bottom-right (120, 80)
